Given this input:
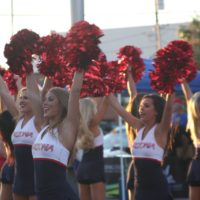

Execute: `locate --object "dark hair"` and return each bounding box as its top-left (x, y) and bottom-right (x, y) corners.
top-left (142, 94), bottom-right (175, 157)
top-left (142, 94), bottom-right (166, 123)
top-left (0, 111), bottom-right (15, 150)
top-left (126, 93), bottom-right (146, 147)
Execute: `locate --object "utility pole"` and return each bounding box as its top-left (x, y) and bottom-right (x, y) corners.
top-left (70, 0), bottom-right (84, 25)
top-left (155, 0), bottom-right (161, 50)
top-left (11, 0), bottom-right (14, 35)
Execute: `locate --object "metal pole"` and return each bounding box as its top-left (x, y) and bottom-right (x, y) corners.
top-left (70, 0), bottom-right (84, 25)
top-left (117, 93), bottom-right (126, 200)
top-left (154, 0), bottom-right (161, 50)
top-left (11, 0), bottom-right (14, 35)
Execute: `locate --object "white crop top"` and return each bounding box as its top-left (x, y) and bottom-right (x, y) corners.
top-left (32, 126), bottom-right (70, 167)
top-left (132, 125), bottom-right (164, 162)
top-left (94, 129), bottom-right (104, 147)
top-left (11, 116), bottom-right (38, 146)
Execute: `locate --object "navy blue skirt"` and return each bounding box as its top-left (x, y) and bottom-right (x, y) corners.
top-left (76, 145), bottom-right (105, 184)
top-left (34, 160), bottom-right (79, 200)
top-left (13, 145), bottom-right (35, 195)
top-left (187, 148), bottom-right (200, 186)
top-left (134, 158), bottom-right (173, 200)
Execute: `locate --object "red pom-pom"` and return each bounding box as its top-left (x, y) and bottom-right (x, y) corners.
top-left (150, 40), bottom-right (197, 94)
top-left (167, 40), bottom-right (193, 57)
top-left (149, 67), bottom-right (177, 94)
top-left (117, 45), bottom-right (145, 82)
top-left (36, 32), bottom-right (66, 77)
top-left (65, 20), bottom-right (103, 69)
top-left (0, 67), bottom-right (18, 95)
top-left (80, 63), bottom-right (107, 97)
top-left (167, 40), bottom-right (197, 83)
top-left (4, 29), bottom-right (40, 76)
top-left (102, 60), bottom-right (127, 94)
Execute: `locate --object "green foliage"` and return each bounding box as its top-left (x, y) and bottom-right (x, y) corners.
top-left (178, 16), bottom-right (200, 69)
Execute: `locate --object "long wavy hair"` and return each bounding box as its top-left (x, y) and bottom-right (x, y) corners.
top-left (187, 92), bottom-right (200, 145)
top-left (125, 93), bottom-right (145, 148)
top-left (142, 94), bottom-right (166, 123)
top-left (76, 98), bottom-right (95, 150)
top-left (47, 87), bottom-right (69, 129)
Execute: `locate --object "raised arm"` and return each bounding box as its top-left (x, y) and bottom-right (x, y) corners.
top-left (127, 67), bottom-right (137, 101)
top-left (40, 76), bottom-right (53, 101)
top-left (157, 93), bottom-right (174, 146)
top-left (90, 96), bottom-right (109, 127)
top-left (181, 80), bottom-right (193, 102)
top-left (160, 93), bottom-right (174, 130)
top-left (108, 93), bottom-right (142, 130)
top-left (125, 69), bottom-right (138, 148)
top-left (61, 71), bottom-right (84, 150)
top-left (0, 75), bottom-right (18, 118)
top-left (126, 68), bottom-right (138, 115)
top-left (26, 72), bottom-right (44, 130)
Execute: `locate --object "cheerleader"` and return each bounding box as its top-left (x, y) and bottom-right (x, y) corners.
top-left (0, 110), bottom-right (15, 200)
top-left (181, 81), bottom-right (200, 200)
top-left (125, 67), bottom-right (145, 200)
top-left (0, 74), bottom-right (41, 200)
top-left (75, 97), bottom-right (108, 200)
top-left (108, 82), bottom-right (174, 199)
top-left (28, 71), bottom-right (84, 200)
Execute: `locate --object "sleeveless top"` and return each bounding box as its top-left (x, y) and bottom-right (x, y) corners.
top-left (11, 116), bottom-right (38, 195)
top-left (132, 125), bottom-right (164, 162)
top-left (94, 129), bottom-right (104, 147)
top-left (11, 116), bottom-right (38, 146)
top-left (32, 126), bottom-right (70, 167)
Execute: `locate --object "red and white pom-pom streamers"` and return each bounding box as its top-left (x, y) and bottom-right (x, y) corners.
top-left (36, 33), bottom-right (66, 79)
top-left (167, 40), bottom-right (197, 82)
top-left (4, 29), bottom-right (40, 76)
top-left (80, 63), bottom-right (106, 98)
top-left (150, 40), bottom-right (197, 94)
top-left (102, 61), bottom-right (127, 94)
top-left (0, 67), bottom-right (18, 95)
top-left (117, 45), bottom-right (145, 83)
top-left (66, 53), bottom-right (109, 97)
top-left (65, 20), bottom-right (104, 70)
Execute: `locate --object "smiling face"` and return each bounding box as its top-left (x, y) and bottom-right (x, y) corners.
top-left (43, 91), bottom-right (61, 119)
top-left (139, 97), bottom-right (157, 124)
top-left (17, 89), bottom-right (32, 114)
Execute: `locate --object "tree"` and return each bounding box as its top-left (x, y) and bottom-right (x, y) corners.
top-left (178, 16), bottom-right (200, 70)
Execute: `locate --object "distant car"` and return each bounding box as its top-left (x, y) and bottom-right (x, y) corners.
top-left (103, 126), bottom-right (128, 152)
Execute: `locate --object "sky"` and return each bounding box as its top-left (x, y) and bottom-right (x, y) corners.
top-left (0, 0), bottom-right (200, 67)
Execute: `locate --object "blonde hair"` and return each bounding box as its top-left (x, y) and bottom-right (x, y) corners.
top-left (76, 98), bottom-right (96, 150)
top-left (16, 87), bottom-right (31, 119)
top-left (48, 87), bottom-right (69, 127)
top-left (187, 92), bottom-right (200, 144)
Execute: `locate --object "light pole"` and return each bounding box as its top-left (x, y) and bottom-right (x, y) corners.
top-left (11, 0), bottom-right (14, 35)
top-left (117, 94), bottom-right (126, 200)
top-left (155, 0), bottom-right (161, 50)
top-left (70, 0), bottom-right (84, 25)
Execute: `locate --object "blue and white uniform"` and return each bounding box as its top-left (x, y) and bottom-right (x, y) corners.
top-left (187, 142), bottom-right (200, 186)
top-left (76, 130), bottom-right (105, 184)
top-left (11, 116), bottom-right (38, 195)
top-left (132, 125), bottom-right (172, 200)
top-left (32, 126), bottom-right (79, 200)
